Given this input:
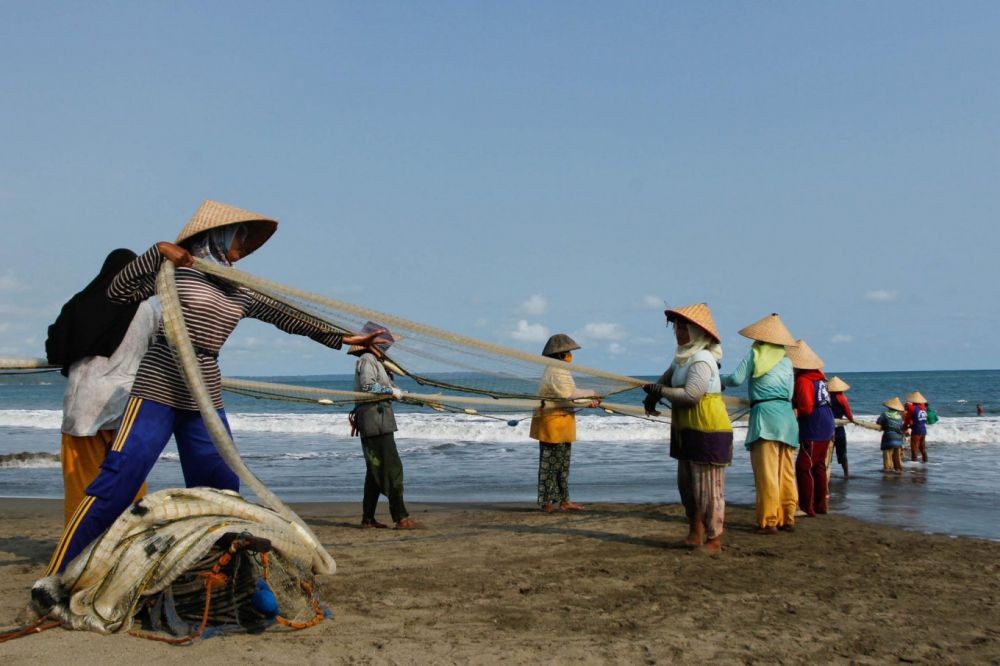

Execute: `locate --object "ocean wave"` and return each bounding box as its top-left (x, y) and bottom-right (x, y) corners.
top-left (0, 410), bottom-right (63, 429)
top-left (2, 409), bottom-right (999, 447)
top-left (0, 451), bottom-right (60, 469)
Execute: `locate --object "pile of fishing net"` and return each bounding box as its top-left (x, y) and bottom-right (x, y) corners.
top-left (29, 487), bottom-right (329, 642)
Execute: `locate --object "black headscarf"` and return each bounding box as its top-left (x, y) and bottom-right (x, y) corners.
top-left (45, 249), bottom-right (142, 376)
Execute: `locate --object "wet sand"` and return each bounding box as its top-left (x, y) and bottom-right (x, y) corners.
top-left (1, 498), bottom-right (998, 664)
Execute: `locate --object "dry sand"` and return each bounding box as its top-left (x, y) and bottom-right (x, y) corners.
top-left (1, 498), bottom-right (998, 665)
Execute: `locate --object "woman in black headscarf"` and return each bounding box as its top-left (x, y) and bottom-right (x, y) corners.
top-left (45, 249), bottom-right (160, 524)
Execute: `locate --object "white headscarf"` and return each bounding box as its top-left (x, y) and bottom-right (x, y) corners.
top-left (673, 321), bottom-right (723, 367)
top-left (187, 223), bottom-right (247, 267)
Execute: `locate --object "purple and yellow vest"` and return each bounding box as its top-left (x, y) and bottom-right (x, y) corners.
top-left (668, 350), bottom-right (734, 465)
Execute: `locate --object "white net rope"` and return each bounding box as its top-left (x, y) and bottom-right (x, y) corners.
top-left (156, 262), bottom-right (335, 574)
top-left (191, 257), bottom-right (751, 415)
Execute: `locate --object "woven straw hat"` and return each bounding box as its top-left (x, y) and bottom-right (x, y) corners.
top-left (827, 376), bottom-right (850, 392)
top-left (665, 303), bottom-right (720, 343)
top-left (347, 321), bottom-right (398, 356)
top-left (737, 313), bottom-right (796, 347)
top-left (176, 199), bottom-right (278, 260)
top-left (785, 339), bottom-right (824, 370)
top-left (542, 333), bottom-right (580, 357)
top-left (906, 391), bottom-right (928, 404)
top-left (883, 396), bottom-right (905, 411)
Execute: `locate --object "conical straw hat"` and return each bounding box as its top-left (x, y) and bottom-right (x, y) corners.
top-left (542, 333), bottom-right (581, 357)
top-left (827, 376), bottom-right (850, 392)
top-left (737, 313), bottom-right (796, 346)
top-left (665, 303), bottom-right (720, 342)
top-left (176, 199), bottom-right (278, 260)
top-left (883, 396), bottom-right (905, 411)
top-left (785, 339), bottom-right (824, 370)
top-left (905, 391), bottom-right (927, 404)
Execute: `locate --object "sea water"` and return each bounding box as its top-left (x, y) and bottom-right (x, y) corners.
top-left (1, 369), bottom-right (997, 540)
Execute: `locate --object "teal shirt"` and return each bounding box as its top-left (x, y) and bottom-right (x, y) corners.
top-left (721, 352), bottom-right (799, 450)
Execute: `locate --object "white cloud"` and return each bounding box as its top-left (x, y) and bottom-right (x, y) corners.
top-left (831, 333), bottom-right (853, 344)
top-left (579, 322), bottom-right (627, 341)
top-left (630, 336), bottom-right (662, 347)
top-left (608, 342), bottom-right (626, 355)
top-left (865, 289), bottom-right (898, 303)
top-left (641, 295), bottom-right (664, 310)
top-left (474, 317), bottom-right (488, 328)
top-left (519, 294), bottom-right (548, 315)
top-left (508, 319), bottom-right (550, 343)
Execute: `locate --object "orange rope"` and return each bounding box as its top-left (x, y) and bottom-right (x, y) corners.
top-left (129, 546), bottom-right (234, 644)
top-left (0, 619), bottom-right (61, 643)
top-left (274, 579), bottom-right (325, 629)
top-left (261, 552), bottom-right (325, 630)
top-left (130, 538), bottom-right (325, 642)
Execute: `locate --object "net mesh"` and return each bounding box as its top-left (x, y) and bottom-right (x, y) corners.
top-left (195, 258), bottom-right (643, 400)
top-left (193, 258), bottom-right (750, 418)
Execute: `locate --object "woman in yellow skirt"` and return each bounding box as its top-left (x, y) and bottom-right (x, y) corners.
top-left (529, 334), bottom-right (599, 513)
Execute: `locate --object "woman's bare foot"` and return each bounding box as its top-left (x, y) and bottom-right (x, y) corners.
top-left (559, 501), bottom-right (585, 511)
top-left (394, 518), bottom-right (416, 530)
top-left (542, 503), bottom-right (557, 513)
top-left (681, 527), bottom-right (704, 548)
top-left (701, 536), bottom-right (722, 555)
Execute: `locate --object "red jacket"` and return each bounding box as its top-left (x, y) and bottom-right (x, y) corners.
top-left (831, 392), bottom-right (854, 421)
top-left (792, 369), bottom-right (827, 417)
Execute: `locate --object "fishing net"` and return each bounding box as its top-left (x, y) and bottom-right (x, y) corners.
top-left (29, 488), bottom-right (327, 641)
top-left (193, 259), bottom-right (646, 400)
top-left (188, 258), bottom-right (750, 420)
top-left (221, 376), bottom-right (673, 423)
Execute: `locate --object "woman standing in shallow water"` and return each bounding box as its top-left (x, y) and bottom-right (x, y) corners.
top-left (905, 391), bottom-right (930, 463)
top-left (877, 397), bottom-right (906, 473)
top-left (786, 339), bottom-right (835, 518)
top-left (642, 303), bottom-right (733, 554)
top-left (827, 376), bottom-right (854, 479)
top-left (721, 314), bottom-right (799, 535)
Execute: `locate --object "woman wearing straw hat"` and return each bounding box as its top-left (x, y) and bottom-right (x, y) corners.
top-left (46, 200), bottom-right (386, 574)
top-left (905, 391), bottom-right (930, 463)
top-left (721, 314), bottom-right (799, 534)
top-left (786, 340), bottom-right (835, 517)
top-left (827, 376), bottom-right (854, 479)
top-left (529, 334), bottom-right (599, 513)
top-left (642, 303), bottom-right (733, 554)
top-left (877, 397), bottom-right (907, 473)
top-left (348, 321), bottom-right (414, 530)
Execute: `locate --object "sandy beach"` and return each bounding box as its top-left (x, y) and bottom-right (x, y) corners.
top-left (1, 498), bottom-right (998, 664)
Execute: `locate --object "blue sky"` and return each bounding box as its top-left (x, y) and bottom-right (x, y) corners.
top-left (1, 2), bottom-right (998, 376)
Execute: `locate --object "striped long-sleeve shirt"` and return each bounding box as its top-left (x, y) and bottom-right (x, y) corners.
top-left (108, 245), bottom-right (343, 410)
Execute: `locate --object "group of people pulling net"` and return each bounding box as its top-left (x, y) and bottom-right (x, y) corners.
top-left (2, 199), bottom-right (871, 644)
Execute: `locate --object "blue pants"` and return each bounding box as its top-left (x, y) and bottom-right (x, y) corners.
top-left (47, 397), bottom-right (239, 574)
